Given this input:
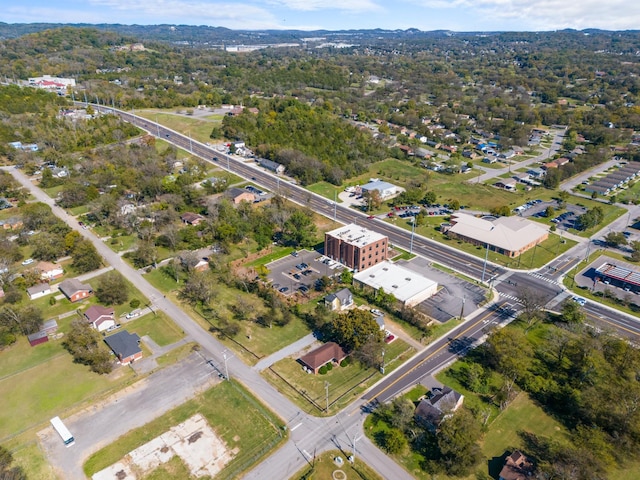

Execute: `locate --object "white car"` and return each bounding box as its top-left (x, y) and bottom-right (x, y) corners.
top-left (572, 296), bottom-right (587, 306)
top-left (21, 258), bottom-right (34, 265)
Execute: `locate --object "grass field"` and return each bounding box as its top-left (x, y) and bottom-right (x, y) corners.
top-left (0, 335), bottom-right (136, 442)
top-left (135, 109), bottom-right (220, 144)
top-left (83, 380), bottom-right (285, 479)
top-left (291, 450), bottom-right (383, 480)
top-left (264, 339), bottom-right (414, 415)
top-left (123, 311), bottom-right (185, 347)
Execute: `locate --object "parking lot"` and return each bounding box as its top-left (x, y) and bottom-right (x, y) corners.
top-left (398, 257), bottom-right (487, 323)
top-left (519, 199), bottom-right (587, 231)
top-left (265, 249), bottom-right (343, 296)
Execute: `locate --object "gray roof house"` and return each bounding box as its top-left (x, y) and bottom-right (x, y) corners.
top-left (324, 288), bottom-right (354, 311)
top-left (104, 330), bottom-right (142, 365)
top-left (258, 158), bottom-right (285, 175)
top-left (415, 386), bottom-right (464, 429)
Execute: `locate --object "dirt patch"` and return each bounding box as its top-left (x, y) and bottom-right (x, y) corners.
top-left (92, 414), bottom-right (235, 480)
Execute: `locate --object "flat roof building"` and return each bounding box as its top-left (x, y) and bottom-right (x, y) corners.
top-left (353, 261), bottom-right (438, 307)
top-left (444, 213), bottom-right (548, 258)
top-left (324, 224), bottom-right (388, 272)
top-left (360, 180), bottom-right (398, 199)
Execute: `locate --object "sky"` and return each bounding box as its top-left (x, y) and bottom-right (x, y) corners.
top-left (3, 0), bottom-right (639, 32)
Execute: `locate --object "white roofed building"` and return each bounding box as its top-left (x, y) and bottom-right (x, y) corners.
top-left (353, 261), bottom-right (438, 307)
top-left (360, 180), bottom-right (398, 199)
top-left (444, 213), bottom-right (548, 258)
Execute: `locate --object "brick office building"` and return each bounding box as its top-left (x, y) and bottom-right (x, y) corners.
top-left (324, 224), bottom-right (388, 272)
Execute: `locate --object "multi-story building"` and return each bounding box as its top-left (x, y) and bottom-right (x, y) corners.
top-left (324, 224), bottom-right (388, 271)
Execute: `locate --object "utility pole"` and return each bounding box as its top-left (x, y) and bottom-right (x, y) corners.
top-left (155, 114), bottom-right (160, 138)
top-left (481, 243), bottom-right (489, 283)
top-left (333, 191), bottom-right (337, 222)
top-left (459, 296), bottom-right (466, 320)
top-left (325, 381), bottom-right (330, 412)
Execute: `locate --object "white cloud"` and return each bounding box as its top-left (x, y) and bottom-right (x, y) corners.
top-left (410, 0), bottom-right (640, 30)
top-left (268, 0), bottom-right (383, 13)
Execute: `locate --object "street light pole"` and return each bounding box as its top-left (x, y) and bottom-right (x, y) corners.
top-left (333, 191), bottom-right (337, 222)
top-left (325, 381), bottom-right (330, 412)
top-left (155, 114), bottom-right (160, 138)
top-left (222, 351), bottom-right (229, 381)
top-left (481, 243), bottom-right (489, 283)
top-left (410, 219), bottom-right (416, 254)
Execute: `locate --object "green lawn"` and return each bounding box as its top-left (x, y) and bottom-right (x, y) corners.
top-left (291, 450), bottom-right (383, 480)
top-left (135, 109), bottom-right (220, 144)
top-left (104, 234), bottom-right (138, 253)
top-left (0, 336), bottom-right (136, 441)
top-left (83, 380), bottom-right (286, 479)
top-left (264, 339), bottom-right (414, 415)
top-left (306, 181), bottom-right (342, 201)
top-left (123, 311), bottom-right (185, 347)
top-left (245, 245), bottom-right (296, 268)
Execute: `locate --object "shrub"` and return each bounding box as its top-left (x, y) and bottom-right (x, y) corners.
top-left (326, 362), bottom-right (333, 371)
top-left (129, 299), bottom-right (141, 309)
top-left (318, 365), bottom-right (328, 375)
top-left (49, 296), bottom-right (56, 305)
top-left (340, 358), bottom-right (349, 367)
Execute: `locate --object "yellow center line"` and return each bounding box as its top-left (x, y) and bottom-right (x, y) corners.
top-left (586, 312), bottom-right (640, 336)
top-left (367, 301), bottom-right (508, 402)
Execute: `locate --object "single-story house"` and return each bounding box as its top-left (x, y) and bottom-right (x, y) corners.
top-left (353, 261), bottom-right (438, 307)
top-left (360, 180), bottom-right (398, 199)
top-left (513, 172), bottom-right (531, 183)
top-left (180, 212), bottom-right (205, 226)
top-left (258, 158), bottom-right (285, 175)
top-left (414, 386), bottom-right (464, 429)
top-left (27, 283), bottom-right (52, 300)
top-left (323, 288), bottom-right (354, 311)
top-left (35, 261), bottom-right (64, 281)
top-left (444, 213), bottom-right (549, 258)
top-left (499, 451), bottom-right (534, 480)
top-left (104, 330), bottom-right (142, 365)
top-left (193, 258), bottom-right (210, 272)
top-left (494, 178), bottom-right (517, 191)
top-left (527, 167), bottom-right (545, 179)
top-left (482, 156), bottom-right (497, 164)
top-left (299, 342), bottom-right (347, 374)
top-left (224, 187), bottom-right (256, 204)
top-left (58, 278), bottom-right (93, 303)
top-left (27, 330), bottom-right (49, 347)
top-left (83, 305), bottom-right (116, 332)
top-left (41, 319), bottom-right (58, 335)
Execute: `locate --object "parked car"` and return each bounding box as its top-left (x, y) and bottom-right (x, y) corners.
top-left (279, 287), bottom-right (289, 293)
top-left (21, 258), bottom-right (34, 265)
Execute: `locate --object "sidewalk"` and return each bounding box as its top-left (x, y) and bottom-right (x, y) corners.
top-left (252, 333), bottom-right (317, 371)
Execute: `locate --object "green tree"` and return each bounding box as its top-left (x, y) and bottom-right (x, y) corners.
top-left (63, 319), bottom-right (113, 374)
top-left (0, 444), bottom-right (26, 480)
top-left (95, 271), bottom-right (129, 305)
top-left (561, 299), bottom-right (585, 324)
top-left (72, 239), bottom-right (102, 273)
top-left (281, 210), bottom-right (316, 247)
top-left (604, 231), bottom-right (627, 247)
top-left (435, 409), bottom-right (482, 476)
top-left (380, 428), bottom-right (407, 454)
top-left (328, 309), bottom-right (383, 352)
top-left (422, 191), bottom-right (437, 206)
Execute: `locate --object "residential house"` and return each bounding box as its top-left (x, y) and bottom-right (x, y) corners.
top-left (27, 283), bottom-right (52, 300)
top-left (494, 178), bottom-right (517, 191)
top-left (83, 305), bottom-right (116, 332)
top-left (193, 258), bottom-right (210, 272)
top-left (527, 168), bottom-right (545, 179)
top-left (258, 158), bottom-right (286, 175)
top-left (323, 288), bottom-right (354, 311)
top-left (180, 212), bottom-right (204, 226)
top-left (224, 187), bottom-right (256, 205)
top-left (104, 330), bottom-right (142, 365)
top-left (58, 278), bottom-right (93, 303)
top-left (482, 156), bottom-right (497, 164)
top-left (513, 172), bottom-right (531, 184)
top-left (299, 342), bottom-right (347, 374)
top-left (414, 386), bottom-right (464, 429)
top-left (499, 451), bottom-right (534, 480)
top-left (35, 261), bottom-right (64, 281)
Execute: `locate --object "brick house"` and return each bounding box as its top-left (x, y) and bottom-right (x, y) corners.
top-left (104, 330), bottom-right (142, 365)
top-left (299, 342), bottom-right (347, 374)
top-left (58, 278), bottom-right (93, 303)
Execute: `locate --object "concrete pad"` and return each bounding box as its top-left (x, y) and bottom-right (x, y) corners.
top-left (92, 461), bottom-right (135, 480)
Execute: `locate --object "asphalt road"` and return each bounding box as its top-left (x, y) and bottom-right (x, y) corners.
top-left (29, 105), bottom-right (636, 479)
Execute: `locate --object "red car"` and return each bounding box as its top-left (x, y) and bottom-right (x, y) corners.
top-left (367, 215), bottom-right (375, 219)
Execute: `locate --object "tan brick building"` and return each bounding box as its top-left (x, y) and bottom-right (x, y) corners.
top-left (324, 224), bottom-right (388, 272)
